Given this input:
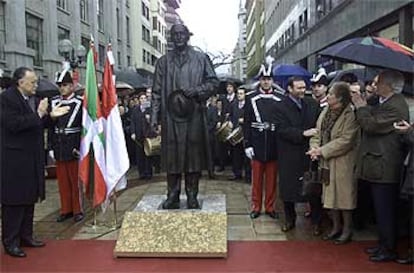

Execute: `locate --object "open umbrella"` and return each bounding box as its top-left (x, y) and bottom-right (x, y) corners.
top-left (115, 70), bottom-right (148, 89)
top-left (115, 81), bottom-right (134, 96)
top-left (319, 36), bottom-right (414, 73)
top-left (217, 76), bottom-right (243, 94)
top-left (272, 64), bottom-right (312, 90)
top-left (35, 78), bottom-right (60, 98)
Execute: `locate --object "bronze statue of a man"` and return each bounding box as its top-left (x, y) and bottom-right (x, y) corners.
top-left (151, 23), bottom-right (219, 209)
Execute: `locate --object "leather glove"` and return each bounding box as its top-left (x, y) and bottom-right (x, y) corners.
top-left (244, 147), bottom-right (255, 160)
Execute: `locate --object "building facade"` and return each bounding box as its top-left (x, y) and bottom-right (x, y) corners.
top-left (245, 0), bottom-right (265, 79)
top-left (264, 0), bottom-right (413, 74)
top-left (0, 0), bottom-right (179, 86)
top-left (231, 0), bottom-right (248, 81)
top-left (0, 0), bottom-right (135, 83)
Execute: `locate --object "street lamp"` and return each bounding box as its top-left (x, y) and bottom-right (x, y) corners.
top-left (58, 39), bottom-right (86, 69)
top-left (58, 39), bottom-right (86, 86)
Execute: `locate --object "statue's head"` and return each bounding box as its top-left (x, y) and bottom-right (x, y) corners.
top-left (170, 23), bottom-right (191, 50)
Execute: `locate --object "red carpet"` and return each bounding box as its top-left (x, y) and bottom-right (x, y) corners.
top-left (1, 240), bottom-right (411, 273)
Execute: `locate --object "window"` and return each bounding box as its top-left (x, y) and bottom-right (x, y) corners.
top-left (152, 36), bottom-right (158, 48)
top-left (142, 25), bottom-right (150, 43)
top-left (97, 0), bottom-right (104, 31)
top-left (26, 13), bottom-right (43, 66)
top-left (0, 2), bottom-right (5, 60)
top-left (116, 8), bottom-right (121, 40)
top-left (80, 0), bottom-right (88, 22)
top-left (141, 1), bottom-right (149, 20)
top-left (127, 55), bottom-right (131, 66)
top-left (316, 0), bottom-right (325, 20)
top-left (299, 10), bottom-right (308, 35)
top-left (152, 16), bottom-right (157, 30)
top-left (98, 44), bottom-right (105, 67)
top-left (117, 51), bottom-right (121, 68)
top-left (126, 16), bottom-right (130, 45)
top-left (57, 0), bottom-right (67, 10)
top-left (81, 36), bottom-right (90, 53)
top-left (58, 27), bottom-right (70, 41)
top-left (142, 49), bottom-right (147, 63)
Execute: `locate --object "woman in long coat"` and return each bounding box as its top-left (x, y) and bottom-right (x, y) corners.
top-left (308, 82), bottom-right (360, 244)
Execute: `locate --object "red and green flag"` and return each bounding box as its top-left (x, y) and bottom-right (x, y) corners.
top-left (79, 44), bottom-right (107, 208)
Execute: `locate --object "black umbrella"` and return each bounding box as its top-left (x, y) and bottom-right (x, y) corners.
top-left (36, 78), bottom-right (59, 98)
top-left (319, 36), bottom-right (414, 73)
top-left (328, 68), bottom-right (380, 86)
top-left (217, 76), bottom-right (243, 95)
top-left (115, 70), bottom-right (149, 89)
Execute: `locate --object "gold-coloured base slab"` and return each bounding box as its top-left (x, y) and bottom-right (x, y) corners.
top-left (114, 194), bottom-right (227, 258)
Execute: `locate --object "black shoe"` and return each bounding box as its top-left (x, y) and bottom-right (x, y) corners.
top-left (187, 197), bottom-right (201, 209)
top-left (227, 175), bottom-right (242, 181)
top-left (369, 250), bottom-right (397, 262)
top-left (21, 239), bottom-right (45, 248)
top-left (265, 211), bottom-right (278, 219)
top-left (74, 213), bottom-right (84, 222)
top-left (322, 231), bottom-right (341, 241)
top-left (312, 225), bottom-right (322, 236)
top-left (281, 222), bottom-right (295, 232)
top-left (250, 211), bottom-right (260, 219)
top-left (56, 212), bottom-right (73, 222)
top-left (162, 198), bottom-right (180, 209)
top-left (395, 257), bottom-right (413, 265)
top-left (4, 245), bottom-right (26, 258)
top-left (365, 246), bottom-right (381, 255)
top-left (334, 234), bottom-right (352, 245)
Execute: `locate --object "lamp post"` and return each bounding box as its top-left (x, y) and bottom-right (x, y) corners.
top-left (58, 39), bottom-right (86, 87)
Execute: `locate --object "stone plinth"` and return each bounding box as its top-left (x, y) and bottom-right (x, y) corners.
top-left (114, 194), bottom-right (227, 258)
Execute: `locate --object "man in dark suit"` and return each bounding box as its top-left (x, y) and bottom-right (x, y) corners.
top-left (1, 67), bottom-right (69, 257)
top-left (353, 69), bottom-right (410, 262)
top-left (1, 67), bottom-right (48, 257)
top-left (276, 76), bottom-right (321, 234)
top-left (131, 92), bottom-right (156, 180)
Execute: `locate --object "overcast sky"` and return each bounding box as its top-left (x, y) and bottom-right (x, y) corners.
top-left (177, 0), bottom-right (242, 71)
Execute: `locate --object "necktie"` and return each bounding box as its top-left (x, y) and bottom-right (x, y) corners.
top-left (26, 97), bottom-right (36, 112)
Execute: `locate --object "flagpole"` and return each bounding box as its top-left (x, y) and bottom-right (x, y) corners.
top-left (112, 193), bottom-right (119, 229)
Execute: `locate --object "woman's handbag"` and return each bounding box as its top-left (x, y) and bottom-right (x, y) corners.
top-left (302, 160), bottom-right (323, 197)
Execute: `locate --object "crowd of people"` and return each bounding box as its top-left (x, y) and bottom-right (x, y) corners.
top-left (1, 25), bottom-right (412, 265)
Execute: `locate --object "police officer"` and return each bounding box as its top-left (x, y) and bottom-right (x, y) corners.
top-left (244, 64), bottom-right (283, 219)
top-left (49, 69), bottom-right (84, 222)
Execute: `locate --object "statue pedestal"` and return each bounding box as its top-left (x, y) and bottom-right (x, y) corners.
top-left (114, 194), bottom-right (227, 258)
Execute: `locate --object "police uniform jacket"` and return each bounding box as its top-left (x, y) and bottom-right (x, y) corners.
top-left (243, 88), bottom-right (283, 162)
top-left (49, 93), bottom-right (83, 161)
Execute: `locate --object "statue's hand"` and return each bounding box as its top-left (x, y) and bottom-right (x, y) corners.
top-left (182, 89), bottom-right (197, 98)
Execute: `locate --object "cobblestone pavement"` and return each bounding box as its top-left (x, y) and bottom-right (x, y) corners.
top-left (3, 168), bottom-right (377, 242)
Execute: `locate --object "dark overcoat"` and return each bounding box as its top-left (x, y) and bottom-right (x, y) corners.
top-left (0, 86), bottom-right (45, 205)
top-left (355, 93), bottom-right (409, 184)
top-left (276, 96), bottom-right (320, 202)
top-left (151, 46), bottom-right (219, 173)
top-left (401, 128), bottom-right (414, 196)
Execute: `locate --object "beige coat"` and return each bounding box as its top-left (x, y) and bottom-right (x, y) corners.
top-left (310, 105), bottom-right (360, 209)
